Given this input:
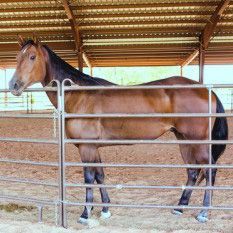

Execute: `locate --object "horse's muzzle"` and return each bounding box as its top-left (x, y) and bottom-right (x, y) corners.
top-left (9, 78), bottom-right (25, 96)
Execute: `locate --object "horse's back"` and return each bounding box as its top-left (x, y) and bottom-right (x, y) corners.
top-left (142, 76), bottom-right (199, 86)
top-left (92, 76), bottom-right (197, 87)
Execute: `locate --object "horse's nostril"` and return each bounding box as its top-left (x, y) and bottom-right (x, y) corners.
top-left (13, 82), bottom-right (19, 90)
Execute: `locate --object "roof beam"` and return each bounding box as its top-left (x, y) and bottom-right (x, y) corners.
top-left (202, 0), bottom-right (231, 49)
top-left (181, 0), bottom-right (231, 67)
top-left (181, 49), bottom-right (199, 67)
top-left (62, 0), bottom-right (81, 49)
top-left (62, 0), bottom-right (84, 71)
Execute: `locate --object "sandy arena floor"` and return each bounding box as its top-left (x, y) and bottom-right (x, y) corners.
top-left (0, 116), bottom-right (232, 233)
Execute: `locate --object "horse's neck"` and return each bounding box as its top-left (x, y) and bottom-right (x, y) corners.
top-left (41, 48), bottom-right (94, 109)
top-left (41, 65), bottom-right (59, 108)
top-left (41, 61), bottom-right (81, 109)
top-left (41, 79), bottom-right (58, 109)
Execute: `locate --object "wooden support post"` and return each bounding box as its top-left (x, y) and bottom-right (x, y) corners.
top-left (199, 39), bottom-right (205, 84)
top-left (180, 66), bottom-right (183, 77)
top-left (90, 67), bottom-right (93, 76)
top-left (78, 50), bottom-right (83, 72)
top-left (4, 69), bottom-right (8, 106)
top-left (82, 52), bottom-right (93, 76)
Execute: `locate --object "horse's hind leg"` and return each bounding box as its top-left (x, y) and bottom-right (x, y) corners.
top-left (95, 166), bottom-right (111, 219)
top-left (173, 168), bottom-right (200, 215)
top-left (172, 139), bottom-right (200, 215)
top-left (196, 167), bottom-right (217, 223)
top-left (190, 144), bottom-right (217, 223)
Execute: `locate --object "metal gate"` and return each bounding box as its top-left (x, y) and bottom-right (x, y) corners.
top-left (0, 80), bottom-right (232, 228)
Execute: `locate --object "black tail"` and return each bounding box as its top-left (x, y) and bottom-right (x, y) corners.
top-left (212, 94), bottom-right (228, 163)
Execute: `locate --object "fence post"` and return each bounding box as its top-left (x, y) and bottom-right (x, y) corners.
top-left (57, 80), bottom-right (67, 228)
top-left (208, 85), bottom-right (213, 207)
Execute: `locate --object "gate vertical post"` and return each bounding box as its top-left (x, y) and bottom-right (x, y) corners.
top-left (57, 80), bottom-right (67, 228)
top-left (208, 85), bottom-right (213, 207)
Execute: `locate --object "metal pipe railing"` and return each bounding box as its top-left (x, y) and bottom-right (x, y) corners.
top-left (64, 112), bottom-right (233, 118)
top-left (64, 201), bottom-right (233, 211)
top-left (0, 194), bottom-right (56, 206)
top-left (0, 137), bottom-right (58, 144)
top-left (1, 80), bottom-right (233, 228)
top-left (0, 176), bottom-right (58, 187)
top-left (65, 183), bottom-right (233, 191)
top-left (64, 139), bottom-right (233, 145)
top-left (63, 84), bottom-right (233, 91)
top-left (0, 158), bottom-right (58, 167)
top-left (0, 113), bottom-right (57, 119)
top-left (0, 87), bottom-right (57, 93)
top-left (64, 162), bottom-right (233, 169)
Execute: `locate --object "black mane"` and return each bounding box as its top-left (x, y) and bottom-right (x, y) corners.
top-left (22, 39), bottom-right (115, 86)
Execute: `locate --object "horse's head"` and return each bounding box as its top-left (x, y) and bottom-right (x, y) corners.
top-left (9, 35), bottom-right (47, 96)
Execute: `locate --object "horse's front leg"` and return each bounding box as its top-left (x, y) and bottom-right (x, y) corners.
top-left (78, 144), bottom-right (111, 223)
top-left (79, 166), bottom-right (95, 223)
top-left (95, 166), bottom-right (111, 219)
top-left (78, 145), bottom-right (96, 224)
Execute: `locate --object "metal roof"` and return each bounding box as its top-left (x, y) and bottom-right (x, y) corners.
top-left (0, 0), bottom-right (233, 68)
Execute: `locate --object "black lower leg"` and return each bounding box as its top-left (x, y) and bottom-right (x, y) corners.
top-left (80, 167), bottom-right (95, 219)
top-left (174, 169), bottom-right (200, 213)
top-left (95, 167), bottom-right (110, 213)
top-left (197, 168), bottom-right (217, 220)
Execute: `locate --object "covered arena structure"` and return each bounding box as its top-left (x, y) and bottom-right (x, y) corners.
top-left (0, 1), bottom-right (233, 232)
top-left (0, 0), bottom-right (233, 80)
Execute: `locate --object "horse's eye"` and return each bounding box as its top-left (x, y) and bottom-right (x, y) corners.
top-left (30, 55), bottom-right (36, 60)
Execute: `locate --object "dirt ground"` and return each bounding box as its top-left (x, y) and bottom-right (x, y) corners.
top-left (0, 116), bottom-right (233, 233)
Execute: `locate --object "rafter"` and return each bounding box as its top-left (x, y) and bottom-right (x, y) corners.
top-left (181, 0), bottom-right (231, 67)
top-left (181, 49), bottom-right (199, 67)
top-left (62, 0), bottom-right (84, 71)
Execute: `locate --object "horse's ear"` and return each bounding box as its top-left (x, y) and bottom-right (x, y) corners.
top-left (41, 46), bottom-right (48, 62)
top-left (32, 33), bottom-right (40, 45)
top-left (17, 34), bottom-right (25, 47)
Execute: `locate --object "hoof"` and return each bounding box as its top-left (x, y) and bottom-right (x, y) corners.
top-left (172, 209), bottom-right (183, 216)
top-left (100, 211), bottom-right (111, 219)
top-left (196, 214), bottom-right (208, 223)
top-left (78, 217), bottom-right (89, 225)
top-left (78, 217), bottom-right (100, 228)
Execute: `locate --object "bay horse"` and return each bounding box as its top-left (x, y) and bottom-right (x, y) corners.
top-left (9, 37), bottom-right (228, 224)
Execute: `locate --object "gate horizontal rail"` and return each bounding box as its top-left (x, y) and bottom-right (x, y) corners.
top-left (0, 137), bottom-right (58, 144)
top-left (0, 87), bottom-right (57, 93)
top-left (0, 194), bottom-right (56, 206)
top-left (0, 113), bottom-right (57, 119)
top-left (0, 158), bottom-right (58, 167)
top-left (64, 113), bottom-right (233, 118)
top-left (65, 139), bottom-right (233, 145)
top-left (64, 84), bottom-right (233, 91)
top-left (0, 176), bottom-right (58, 187)
top-left (64, 201), bottom-right (233, 211)
top-left (65, 183), bottom-right (233, 191)
top-left (65, 162), bottom-right (233, 169)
